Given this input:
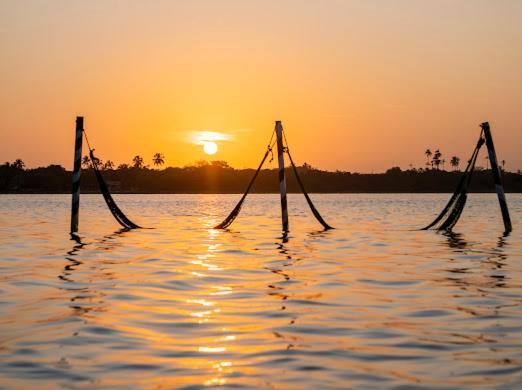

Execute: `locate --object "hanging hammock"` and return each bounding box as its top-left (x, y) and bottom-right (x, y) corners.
top-left (286, 148), bottom-right (333, 230)
top-left (422, 134), bottom-right (484, 231)
top-left (84, 131), bottom-right (141, 229)
top-left (215, 126), bottom-right (332, 230)
top-left (214, 144), bottom-right (273, 229)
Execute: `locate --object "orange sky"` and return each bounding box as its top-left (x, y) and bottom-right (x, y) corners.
top-left (1, 1), bottom-right (521, 172)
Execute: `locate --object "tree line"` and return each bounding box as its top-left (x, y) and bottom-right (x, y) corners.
top-left (423, 148), bottom-right (506, 171)
top-left (1, 153), bottom-right (521, 193)
top-left (85, 153), bottom-right (165, 170)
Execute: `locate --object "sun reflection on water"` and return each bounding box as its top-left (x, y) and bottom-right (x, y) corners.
top-left (192, 222), bottom-right (239, 387)
top-left (0, 194), bottom-right (521, 388)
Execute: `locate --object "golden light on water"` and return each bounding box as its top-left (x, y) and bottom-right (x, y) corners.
top-left (198, 346), bottom-right (227, 353)
top-left (187, 299), bottom-right (215, 307)
top-left (1, 194), bottom-right (521, 388)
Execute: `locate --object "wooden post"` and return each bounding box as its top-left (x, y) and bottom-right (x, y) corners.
top-left (481, 122), bottom-right (512, 233)
top-left (275, 121), bottom-right (289, 233)
top-left (70, 116), bottom-right (83, 234)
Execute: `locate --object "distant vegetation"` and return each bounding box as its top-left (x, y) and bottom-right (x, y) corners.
top-left (2, 153), bottom-right (521, 193)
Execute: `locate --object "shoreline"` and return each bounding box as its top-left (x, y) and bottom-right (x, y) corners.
top-left (3, 166), bottom-right (522, 193)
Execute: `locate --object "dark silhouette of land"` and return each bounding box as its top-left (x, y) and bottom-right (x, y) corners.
top-left (2, 160), bottom-right (522, 193)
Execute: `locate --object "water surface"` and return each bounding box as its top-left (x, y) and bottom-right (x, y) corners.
top-left (1, 194), bottom-right (521, 389)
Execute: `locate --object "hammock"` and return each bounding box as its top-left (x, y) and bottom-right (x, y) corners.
top-left (422, 135), bottom-right (484, 231)
top-left (214, 146), bottom-right (272, 229)
top-left (286, 148), bottom-right (332, 230)
top-left (89, 150), bottom-right (141, 229)
top-left (84, 130), bottom-right (141, 229)
top-left (215, 127), bottom-right (332, 230)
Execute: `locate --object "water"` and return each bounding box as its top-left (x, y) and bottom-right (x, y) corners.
top-left (1, 194), bottom-right (521, 389)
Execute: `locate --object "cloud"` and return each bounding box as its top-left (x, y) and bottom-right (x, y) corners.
top-left (187, 131), bottom-right (232, 145)
top-left (181, 128), bottom-right (255, 145)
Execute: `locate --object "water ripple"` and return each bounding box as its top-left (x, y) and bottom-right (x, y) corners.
top-left (0, 193), bottom-right (521, 388)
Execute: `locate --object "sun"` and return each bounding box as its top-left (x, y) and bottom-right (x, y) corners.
top-left (203, 141), bottom-right (218, 155)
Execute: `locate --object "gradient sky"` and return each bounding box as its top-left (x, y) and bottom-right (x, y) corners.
top-left (1, 0), bottom-right (521, 172)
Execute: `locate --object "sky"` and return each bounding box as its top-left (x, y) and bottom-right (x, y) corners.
top-left (1, 0), bottom-right (521, 172)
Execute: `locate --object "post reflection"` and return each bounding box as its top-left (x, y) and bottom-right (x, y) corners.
top-left (444, 231), bottom-right (468, 250)
top-left (60, 236), bottom-right (92, 317)
top-left (442, 230), bottom-right (512, 290)
top-left (266, 234), bottom-right (302, 350)
top-left (59, 228), bottom-right (132, 319)
top-left (483, 235), bottom-right (509, 288)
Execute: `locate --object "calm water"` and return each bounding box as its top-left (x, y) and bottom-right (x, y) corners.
top-left (0, 194), bottom-right (521, 389)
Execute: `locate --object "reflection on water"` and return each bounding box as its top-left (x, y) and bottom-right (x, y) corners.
top-left (0, 194), bottom-right (521, 388)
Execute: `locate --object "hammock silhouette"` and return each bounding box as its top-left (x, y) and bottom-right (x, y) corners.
top-left (215, 128), bottom-right (332, 230)
top-left (84, 131), bottom-right (141, 230)
top-left (422, 134), bottom-right (484, 231)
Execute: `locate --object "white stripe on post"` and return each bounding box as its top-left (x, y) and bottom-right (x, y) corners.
top-left (275, 120), bottom-right (289, 233)
top-left (481, 122), bottom-right (512, 233)
top-left (70, 116), bottom-right (83, 234)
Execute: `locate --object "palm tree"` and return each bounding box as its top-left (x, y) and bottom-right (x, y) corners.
top-left (104, 160), bottom-right (114, 170)
top-left (432, 149), bottom-right (442, 170)
top-left (425, 149), bottom-right (432, 167)
top-left (81, 156), bottom-right (91, 168)
top-left (132, 155), bottom-right (144, 169)
top-left (12, 159), bottom-right (25, 169)
top-left (152, 153), bottom-right (165, 168)
top-left (485, 156), bottom-right (489, 170)
top-left (450, 156), bottom-right (460, 171)
top-left (442, 159), bottom-right (446, 171)
top-left (501, 160), bottom-right (506, 171)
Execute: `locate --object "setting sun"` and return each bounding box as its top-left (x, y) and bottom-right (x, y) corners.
top-left (203, 141), bottom-right (218, 155)
top-left (187, 131), bottom-right (229, 156)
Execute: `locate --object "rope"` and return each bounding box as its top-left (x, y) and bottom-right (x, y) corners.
top-left (83, 128), bottom-right (93, 152)
top-left (83, 130), bottom-right (141, 229)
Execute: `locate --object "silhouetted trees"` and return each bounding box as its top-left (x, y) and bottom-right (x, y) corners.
top-left (424, 148), bottom-right (444, 170)
top-left (425, 148), bottom-right (461, 172)
top-left (432, 149), bottom-right (442, 170)
top-left (12, 159), bottom-right (25, 169)
top-left (210, 160), bottom-right (230, 169)
top-left (450, 156), bottom-right (460, 171)
top-left (132, 155), bottom-right (144, 169)
top-left (92, 156), bottom-right (102, 167)
top-left (81, 156), bottom-right (91, 168)
top-left (152, 153), bottom-right (165, 168)
top-left (2, 160), bottom-right (521, 193)
top-left (425, 149), bottom-right (432, 168)
top-left (104, 160), bottom-right (115, 170)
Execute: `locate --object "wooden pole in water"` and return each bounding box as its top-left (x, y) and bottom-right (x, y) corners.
top-left (275, 121), bottom-right (289, 233)
top-left (481, 122), bottom-right (512, 233)
top-left (70, 116), bottom-right (83, 234)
